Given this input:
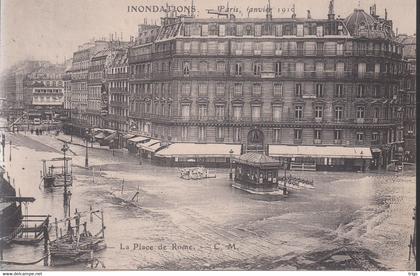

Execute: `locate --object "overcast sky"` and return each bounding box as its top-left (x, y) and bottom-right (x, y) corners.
top-left (0, 0), bottom-right (416, 71)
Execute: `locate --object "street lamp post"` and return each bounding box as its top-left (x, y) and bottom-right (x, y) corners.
top-left (229, 149), bottom-right (234, 179)
top-left (360, 150), bottom-right (364, 172)
top-left (9, 140), bottom-right (11, 162)
top-left (283, 159), bottom-right (288, 194)
top-left (1, 134), bottom-right (5, 162)
top-left (85, 129), bottom-right (90, 169)
top-left (68, 106), bottom-right (73, 143)
top-left (61, 143), bottom-right (71, 217)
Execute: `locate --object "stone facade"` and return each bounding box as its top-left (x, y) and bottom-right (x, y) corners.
top-left (126, 5), bottom-right (407, 169)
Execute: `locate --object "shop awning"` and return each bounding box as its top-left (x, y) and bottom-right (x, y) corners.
top-left (137, 139), bottom-right (161, 152)
top-left (94, 132), bottom-right (106, 139)
top-left (104, 132), bottom-right (117, 142)
top-left (155, 143), bottom-right (242, 158)
top-left (101, 129), bottom-right (116, 134)
top-left (142, 142), bottom-right (163, 153)
top-left (123, 133), bottom-right (136, 139)
top-left (129, 136), bottom-right (150, 143)
top-left (268, 145), bottom-right (372, 159)
top-left (137, 139), bottom-right (159, 148)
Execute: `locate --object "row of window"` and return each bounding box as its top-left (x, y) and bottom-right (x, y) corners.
top-left (182, 22), bottom-right (337, 38)
top-left (71, 72), bottom-right (88, 81)
top-left (177, 104), bottom-right (395, 121)
top-left (180, 126), bottom-right (380, 144)
top-left (71, 82), bottom-right (87, 91)
top-left (130, 101), bottom-right (172, 116)
top-left (109, 107), bottom-right (129, 117)
top-left (88, 86), bottom-right (102, 99)
top-left (32, 96), bottom-right (63, 102)
top-left (109, 81), bottom-right (128, 90)
top-left (87, 100), bottom-right (102, 111)
top-left (128, 58), bottom-right (404, 77)
top-left (32, 80), bottom-right (63, 87)
top-left (179, 39), bottom-right (402, 55)
top-left (178, 82), bottom-right (396, 99)
top-left (180, 61), bottom-right (404, 76)
top-left (71, 60), bottom-right (90, 71)
top-left (89, 72), bottom-right (103, 80)
top-left (107, 66), bottom-right (128, 74)
top-left (33, 88), bottom-right (63, 94)
top-left (110, 94), bottom-right (129, 103)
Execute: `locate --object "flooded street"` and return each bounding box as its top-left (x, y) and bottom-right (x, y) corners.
top-left (1, 132), bottom-right (416, 271)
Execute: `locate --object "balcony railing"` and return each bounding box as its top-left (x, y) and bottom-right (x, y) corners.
top-left (171, 49), bottom-right (403, 60)
top-left (107, 73), bottom-right (128, 79)
top-left (126, 70), bottom-right (401, 81)
top-left (109, 88), bottom-right (129, 93)
top-left (169, 116), bottom-right (397, 125)
top-left (109, 101), bottom-right (129, 109)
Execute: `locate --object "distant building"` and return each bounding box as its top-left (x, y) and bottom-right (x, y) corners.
top-left (106, 48), bottom-right (129, 132)
top-left (87, 49), bottom-right (109, 128)
top-left (24, 63), bottom-right (65, 121)
top-left (69, 41), bottom-right (111, 134)
top-left (63, 58), bottom-right (73, 118)
top-left (397, 34), bottom-right (416, 163)
top-left (0, 60), bottom-right (65, 122)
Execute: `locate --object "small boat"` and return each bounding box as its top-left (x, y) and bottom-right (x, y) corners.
top-left (110, 182), bottom-right (141, 208)
top-left (179, 167), bottom-right (216, 180)
top-left (49, 208), bottom-right (106, 266)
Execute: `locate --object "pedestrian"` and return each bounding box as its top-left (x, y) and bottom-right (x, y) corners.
top-left (31, 129), bottom-right (33, 134)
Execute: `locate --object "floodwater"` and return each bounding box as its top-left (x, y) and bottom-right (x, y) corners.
top-left (1, 132), bottom-right (416, 271)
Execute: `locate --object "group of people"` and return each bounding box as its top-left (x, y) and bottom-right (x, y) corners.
top-left (29, 128), bottom-right (61, 136)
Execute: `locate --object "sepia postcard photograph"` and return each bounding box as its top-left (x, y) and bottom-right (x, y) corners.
top-left (0, 0), bottom-right (417, 272)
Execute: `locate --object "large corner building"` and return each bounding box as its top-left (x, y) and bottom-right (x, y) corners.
top-left (124, 3), bottom-right (407, 170)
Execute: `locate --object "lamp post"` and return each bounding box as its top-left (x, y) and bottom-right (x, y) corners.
top-left (283, 159), bottom-right (288, 194)
top-left (61, 142), bottom-right (71, 217)
top-left (70, 107), bottom-right (73, 143)
top-left (9, 140), bottom-right (11, 162)
top-left (1, 133), bottom-right (5, 162)
top-left (85, 129), bottom-right (90, 168)
top-left (360, 150), bottom-right (364, 172)
top-left (229, 149), bottom-right (234, 179)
